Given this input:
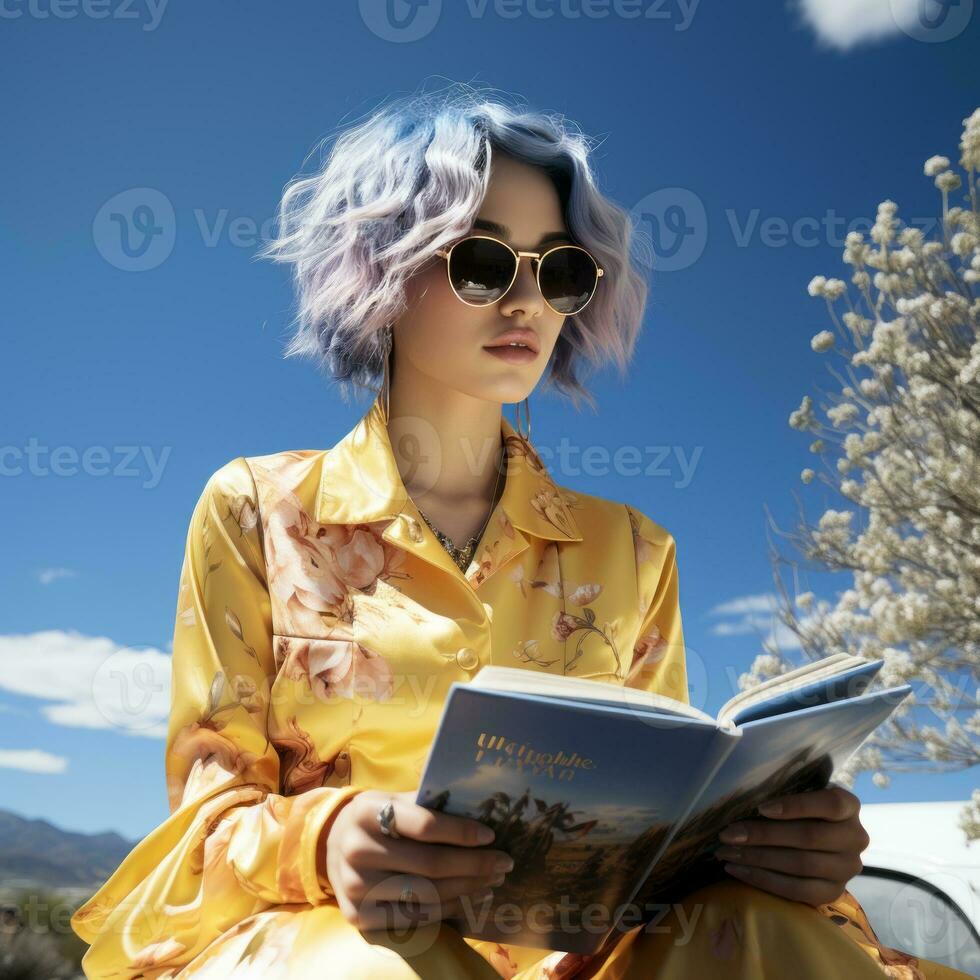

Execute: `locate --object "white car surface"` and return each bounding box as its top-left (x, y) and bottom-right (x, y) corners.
top-left (846, 800), bottom-right (980, 977)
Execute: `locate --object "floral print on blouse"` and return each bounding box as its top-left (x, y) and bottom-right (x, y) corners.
top-left (68, 393), bottom-right (968, 980)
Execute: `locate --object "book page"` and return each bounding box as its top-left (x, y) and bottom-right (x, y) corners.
top-left (721, 658), bottom-right (884, 727)
top-left (717, 652), bottom-right (870, 723)
top-left (416, 686), bottom-right (723, 954)
top-left (629, 685), bottom-right (910, 908)
top-left (470, 665), bottom-right (715, 724)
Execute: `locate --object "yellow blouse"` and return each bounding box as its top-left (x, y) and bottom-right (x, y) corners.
top-left (70, 393), bottom-right (964, 980)
top-left (69, 392), bottom-right (686, 976)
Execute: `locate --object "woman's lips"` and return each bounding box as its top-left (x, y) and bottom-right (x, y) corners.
top-left (482, 345), bottom-right (538, 364)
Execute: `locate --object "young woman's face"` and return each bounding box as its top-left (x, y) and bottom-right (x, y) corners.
top-left (394, 151), bottom-right (570, 405)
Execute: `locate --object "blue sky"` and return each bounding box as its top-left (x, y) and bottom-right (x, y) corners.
top-left (1, 1), bottom-right (977, 840)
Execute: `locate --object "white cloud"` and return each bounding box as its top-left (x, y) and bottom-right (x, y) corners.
top-left (712, 616), bottom-right (767, 636)
top-left (38, 567), bottom-right (76, 586)
top-left (0, 748), bottom-right (68, 774)
top-left (792, 0), bottom-right (924, 50)
top-left (709, 593), bottom-right (777, 617)
top-left (708, 593), bottom-right (803, 651)
top-left (0, 630), bottom-right (171, 739)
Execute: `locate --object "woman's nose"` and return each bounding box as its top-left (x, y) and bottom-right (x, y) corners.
top-left (501, 255), bottom-right (544, 314)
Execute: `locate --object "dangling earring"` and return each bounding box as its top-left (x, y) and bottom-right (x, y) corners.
top-left (515, 396), bottom-right (531, 443)
top-left (379, 324), bottom-right (393, 424)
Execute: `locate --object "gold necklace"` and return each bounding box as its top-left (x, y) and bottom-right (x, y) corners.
top-left (415, 449), bottom-right (505, 573)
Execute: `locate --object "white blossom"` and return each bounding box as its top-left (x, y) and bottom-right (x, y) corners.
top-left (807, 275), bottom-right (827, 297)
top-left (738, 653), bottom-right (790, 691)
top-left (789, 394), bottom-right (816, 430)
top-left (935, 170), bottom-right (962, 193)
top-left (958, 789), bottom-right (980, 840)
top-left (827, 402), bottom-right (859, 427)
top-left (824, 278), bottom-right (847, 300)
top-left (951, 232), bottom-right (977, 257)
top-left (766, 106), bottom-right (980, 839)
top-left (961, 109), bottom-right (980, 170)
top-left (811, 330), bottom-right (835, 352)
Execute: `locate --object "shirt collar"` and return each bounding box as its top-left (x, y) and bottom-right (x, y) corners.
top-left (315, 391), bottom-right (582, 545)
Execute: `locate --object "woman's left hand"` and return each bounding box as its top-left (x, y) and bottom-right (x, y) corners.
top-left (713, 784), bottom-right (870, 906)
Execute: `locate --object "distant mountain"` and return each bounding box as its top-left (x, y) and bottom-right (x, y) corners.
top-left (0, 808), bottom-right (138, 890)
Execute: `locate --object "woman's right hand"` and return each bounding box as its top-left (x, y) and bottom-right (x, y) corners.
top-left (324, 789), bottom-right (514, 930)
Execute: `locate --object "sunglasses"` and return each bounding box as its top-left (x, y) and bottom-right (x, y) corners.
top-left (434, 234), bottom-right (604, 317)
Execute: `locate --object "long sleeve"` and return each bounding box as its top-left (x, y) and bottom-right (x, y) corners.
top-left (70, 458), bottom-right (361, 978)
top-left (623, 504), bottom-right (690, 705)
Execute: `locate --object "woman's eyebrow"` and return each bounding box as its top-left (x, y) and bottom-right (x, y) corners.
top-left (472, 217), bottom-right (571, 248)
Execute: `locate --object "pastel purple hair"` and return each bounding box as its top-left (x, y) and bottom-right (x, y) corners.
top-left (258, 80), bottom-right (650, 412)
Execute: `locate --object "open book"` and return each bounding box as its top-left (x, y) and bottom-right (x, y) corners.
top-left (415, 653), bottom-right (910, 955)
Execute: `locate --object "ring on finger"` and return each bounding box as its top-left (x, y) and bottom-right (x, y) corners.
top-left (377, 799), bottom-right (400, 839)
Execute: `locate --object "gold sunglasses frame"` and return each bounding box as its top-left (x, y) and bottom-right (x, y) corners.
top-left (434, 234), bottom-right (604, 317)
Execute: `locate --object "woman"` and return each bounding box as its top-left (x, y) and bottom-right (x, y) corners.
top-left (69, 83), bottom-right (970, 979)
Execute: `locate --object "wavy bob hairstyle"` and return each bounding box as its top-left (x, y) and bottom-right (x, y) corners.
top-left (259, 80), bottom-right (651, 412)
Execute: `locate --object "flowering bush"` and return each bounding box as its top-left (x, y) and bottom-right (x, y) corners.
top-left (745, 108), bottom-right (980, 838)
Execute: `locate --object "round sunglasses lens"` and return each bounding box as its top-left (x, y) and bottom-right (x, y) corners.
top-left (539, 248), bottom-right (598, 315)
top-left (448, 238), bottom-right (516, 305)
